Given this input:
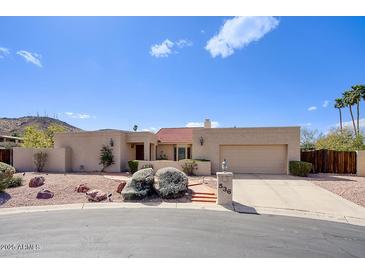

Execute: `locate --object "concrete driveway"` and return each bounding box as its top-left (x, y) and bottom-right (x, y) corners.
top-left (232, 174), bottom-right (365, 226)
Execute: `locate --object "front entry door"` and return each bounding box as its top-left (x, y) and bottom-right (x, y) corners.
top-left (136, 145), bottom-right (144, 160)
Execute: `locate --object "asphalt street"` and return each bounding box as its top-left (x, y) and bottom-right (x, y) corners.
top-left (0, 208), bottom-right (364, 258)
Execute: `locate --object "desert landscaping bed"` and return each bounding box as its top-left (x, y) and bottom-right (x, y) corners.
top-left (308, 174), bottom-right (365, 208)
top-left (0, 172), bottom-right (217, 208)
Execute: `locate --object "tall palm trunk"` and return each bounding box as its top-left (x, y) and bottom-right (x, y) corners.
top-left (339, 108), bottom-right (343, 132)
top-left (357, 101), bottom-right (360, 136)
top-left (349, 105), bottom-right (357, 135)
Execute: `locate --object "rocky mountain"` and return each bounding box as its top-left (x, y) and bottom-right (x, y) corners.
top-left (0, 116), bottom-right (82, 136)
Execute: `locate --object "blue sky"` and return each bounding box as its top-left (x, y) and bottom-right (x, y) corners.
top-left (0, 16), bottom-right (364, 132)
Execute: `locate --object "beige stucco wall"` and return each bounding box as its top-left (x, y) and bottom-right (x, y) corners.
top-left (357, 151), bottom-right (365, 176)
top-left (54, 131), bottom-right (126, 172)
top-left (156, 144), bottom-right (174, 160)
top-left (127, 132), bottom-right (158, 161)
top-left (137, 160), bottom-right (211, 176)
top-left (13, 147), bottom-right (71, 173)
top-left (192, 127), bottom-right (300, 174)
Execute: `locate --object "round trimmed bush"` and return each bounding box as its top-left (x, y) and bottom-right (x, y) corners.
top-left (154, 167), bottom-right (188, 199)
top-left (121, 168), bottom-right (154, 200)
top-left (6, 176), bottom-right (23, 188)
top-left (289, 161), bottom-right (313, 177)
top-left (0, 162), bottom-right (16, 192)
top-left (128, 160), bottom-right (139, 174)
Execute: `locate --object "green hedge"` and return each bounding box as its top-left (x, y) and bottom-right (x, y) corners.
top-left (128, 160), bottom-right (139, 174)
top-left (289, 161), bottom-right (312, 177)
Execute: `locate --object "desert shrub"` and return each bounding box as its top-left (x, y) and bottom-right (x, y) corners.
top-left (154, 167), bottom-right (188, 199)
top-left (99, 145), bottom-right (115, 172)
top-left (121, 168), bottom-right (154, 200)
top-left (128, 160), bottom-right (139, 174)
top-left (0, 162), bottom-right (16, 192)
top-left (141, 163), bottom-right (154, 170)
top-left (131, 168), bottom-right (154, 185)
top-left (34, 151), bottom-right (48, 172)
top-left (157, 154), bottom-right (168, 160)
top-left (289, 161), bottom-right (313, 177)
top-left (0, 180), bottom-right (7, 192)
top-left (6, 176), bottom-right (23, 188)
top-left (181, 160), bottom-right (198, 176)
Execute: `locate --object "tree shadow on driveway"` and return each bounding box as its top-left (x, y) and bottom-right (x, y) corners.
top-left (0, 192), bottom-right (11, 206)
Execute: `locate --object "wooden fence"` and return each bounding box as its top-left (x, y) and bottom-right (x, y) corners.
top-left (0, 149), bottom-right (13, 166)
top-left (301, 149), bottom-right (357, 174)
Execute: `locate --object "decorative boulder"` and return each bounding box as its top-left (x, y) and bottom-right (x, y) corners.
top-left (116, 181), bottom-right (127, 193)
top-left (86, 189), bottom-right (107, 202)
top-left (154, 167), bottom-right (188, 199)
top-left (121, 168), bottom-right (154, 200)
top-left (29, 176), bottom-right (45, 188)
top-left (36, 189), bottom-right (54, 199)
top-left (75, 184), bottom-right (90, 193)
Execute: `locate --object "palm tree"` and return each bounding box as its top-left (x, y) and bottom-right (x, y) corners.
top-left (359, 85), bottom-right (365, 100)
top-left (343, 90), bottom-right (357, 135)
top-left (351, 85), bottom-right (363, 135)
top-left (334, 98), bottom-right (344, 132)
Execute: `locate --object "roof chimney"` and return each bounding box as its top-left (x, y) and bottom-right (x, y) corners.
top-left (204, 119), bottom-right (212, 128)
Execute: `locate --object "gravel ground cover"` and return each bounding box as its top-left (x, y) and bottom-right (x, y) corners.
top-left (309, 174), bottom-right (365, 208)
top-left (0, 172), bottom-right (217, 208)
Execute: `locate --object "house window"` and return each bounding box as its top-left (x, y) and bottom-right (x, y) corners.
top-left (178, 147), bottom-right (186, 160)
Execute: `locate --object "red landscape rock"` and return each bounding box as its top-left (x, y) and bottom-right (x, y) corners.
top-left (29, 176), bottom-right (45, 188)
top-left (86, 189), bottom-right (107, 202)
top-left (75, 184), bottom-right (90, 193)
top-left (116, 181), bottom-right (127, 193)
top-left (36, 189), bottom-right (54, 199)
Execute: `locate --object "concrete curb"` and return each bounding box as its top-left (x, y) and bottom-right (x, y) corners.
top-left (0, 202), bottom-right (232, 216)
top-left (0, 202), bottom-right (364, 226)
top-left (235, 205), bottom-right (365, 226)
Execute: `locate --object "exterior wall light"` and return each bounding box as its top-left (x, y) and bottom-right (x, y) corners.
top-left (199, 136), bottom-right (204, 146)
top-left (110, 138), bottom-right (114, 147)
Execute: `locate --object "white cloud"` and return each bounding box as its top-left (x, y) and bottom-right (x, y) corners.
top-left (16, 50), bottom-right (42, 67)
top-left (64, 112), bottom-right (94, 119)
top-left (186, 121), bottom-right (220, 128)
top-left (337, 119), bottom-right (365, 129)
top-left (205, 16), bottom-right (279, 58)
top-left (308, 106), bottom-right (317, 111)
top-left (150, 39), bottom-right (192, 58)
top-left (301, 122), bottom-right (312, 127)
top-left (176, 39), bottom-right (193, 48)
top-left (322, 100), bottom-right (329, 108)
top-left (0, 47), bottom-right (10, 58)
top-left (142, 127), bottom-right (157, 133)
top-left (150, 39), bottom-right (174, 58)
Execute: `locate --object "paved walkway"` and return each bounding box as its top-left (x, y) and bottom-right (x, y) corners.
top-left (232, 174), bottom-right (365, 226)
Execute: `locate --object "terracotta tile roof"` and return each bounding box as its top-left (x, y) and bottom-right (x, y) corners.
top-left (156, 127), bottom-right (194, 144)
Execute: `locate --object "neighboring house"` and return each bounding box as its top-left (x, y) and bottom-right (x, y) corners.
top-left (0, 135), bottom-right (23, 148)
top-left (13, 119), bottom-right (300, 175)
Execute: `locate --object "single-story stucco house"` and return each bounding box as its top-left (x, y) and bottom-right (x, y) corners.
top-left (13, 119), bottom-right (300, 175)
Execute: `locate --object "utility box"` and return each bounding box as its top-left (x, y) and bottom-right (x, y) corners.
top-left (216, 172), bottom-right (233, 205)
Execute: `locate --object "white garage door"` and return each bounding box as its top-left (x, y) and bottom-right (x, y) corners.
top-left (220, 145), bottom-right (287, 174)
